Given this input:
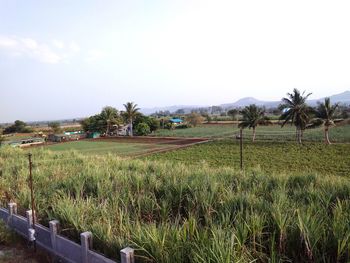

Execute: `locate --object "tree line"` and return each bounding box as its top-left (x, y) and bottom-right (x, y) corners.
top-left (0, 90), bottom-right (348, 144)
top-left (238, 89), bottom-right (343, 144)
top-left (80, 102), bottom-right (159, 136)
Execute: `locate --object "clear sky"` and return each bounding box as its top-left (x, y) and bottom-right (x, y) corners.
top-left (1, 0), bottom-right (349, 122)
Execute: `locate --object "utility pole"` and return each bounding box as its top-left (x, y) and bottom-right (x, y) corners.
top-left (28, 153), bottom-right (37, 252)
top-left (239, 129), bottom-right (243, 171)
top-left (235, 129), bottom-right (243, 171)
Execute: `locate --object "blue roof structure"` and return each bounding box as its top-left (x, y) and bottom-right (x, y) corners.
top-left (169, 118), bottom-right (183, 123)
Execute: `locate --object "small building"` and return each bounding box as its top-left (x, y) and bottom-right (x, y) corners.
top-left (64, 130), bottom-right (84, 135)
top-left (87, 132), bottom-right (100, 139)
top-left (115, 124), bottom-right (131, 136)
top-left (169, 118), bottom-right (184, 124)
top-left (48, 134), bottom-right (67, 142)
top-left (48, 132), bottom-right (86, 142)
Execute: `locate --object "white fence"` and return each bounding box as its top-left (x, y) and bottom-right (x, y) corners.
top-left (0, 203), bottom-right (134, 263)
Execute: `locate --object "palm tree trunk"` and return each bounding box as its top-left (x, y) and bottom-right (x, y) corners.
top-left (252, 127), bottom-right (256, 142)
top-left (297, 128), bottom-right (302, 144)
top-left (325, 127), bottom-right (331, 144)
top-left (129, 119), bottom-right (133, 136)
top-left (106, 120), bottom-right (110, 136)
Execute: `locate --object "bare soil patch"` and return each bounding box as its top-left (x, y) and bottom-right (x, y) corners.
top-left (90, 136), bottom-right (208, 145)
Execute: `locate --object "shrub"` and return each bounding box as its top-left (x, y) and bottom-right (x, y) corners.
top-left (186, 113), bottom-right (204, 127)
top-left (147, 118), bottom-right (160, 133)
top-left (135, 122), bottom-right (151, 136)
top-left (164, 122), bottom-right (174, 130)
top-left (133, 116), bottom-right (160, 133)
top-left (48, 122), bottom-right (61, 133)
top-left (0, 222), bottom-right (18, 245)
top-left (3, 120), bottom-right (32, 134)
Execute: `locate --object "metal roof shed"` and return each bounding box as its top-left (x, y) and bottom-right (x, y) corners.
top-left (169, 118), bottom-right (183, 123)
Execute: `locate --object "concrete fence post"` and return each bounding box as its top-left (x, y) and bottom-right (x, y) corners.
top-left (26, 209), bottom-right (36, 242)
top-left (7, 203), bottom-right (17, 226)
top-left (8, 202), bottom-right (17, 215)
top-left (81, 231), bottom-right (93, 263)
top-left (49, 220), bottom-right (60, 251)
top-left (26, 210), bottom-right (34, 228)
top-left (120, 247), bottom-right (135, 263)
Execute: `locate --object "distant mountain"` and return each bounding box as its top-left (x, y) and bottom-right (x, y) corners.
top-left (220, 97), bottom-right (280, 108)
top-left (221, 91), bottom-right (350, 109)
top-left (308, 91), bottom-right (350, 106)
top-left (329, 90), bottom-right (350, 103)
top-left (140, 91), bottom-right (350, 115)
top-left (140, 105), bottom-right (208, 115)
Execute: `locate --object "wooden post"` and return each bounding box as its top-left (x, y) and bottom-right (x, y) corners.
top-left (121, 247), bottom-right (135, 263)
top-left (240, 129), bottom-right (243, 171)
top-left (81, 231), bottom-right (93, 263)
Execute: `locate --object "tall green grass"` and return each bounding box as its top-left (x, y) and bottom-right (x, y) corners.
top-left (147, 140), bottom-right (350, 176)
top-left (0, 221), bottom-right (18, 245)
top-left (154, 124), bottom-right (350, 143)
top-left (1, 147), bottom-right (350, 262)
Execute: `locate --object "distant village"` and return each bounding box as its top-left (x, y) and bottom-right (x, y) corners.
top-left (0, 117), bottom-right (186, 148)
top-left (1, 92), bottom-right (350, 148)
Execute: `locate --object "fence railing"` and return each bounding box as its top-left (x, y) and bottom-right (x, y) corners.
top-left (0, 203), bottom-right (135, 263)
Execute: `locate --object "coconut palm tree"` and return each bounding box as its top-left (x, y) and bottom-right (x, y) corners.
top-left (280, 89), bottom-right (312, 144)
top-left (100, 106), bottom-right (119, 136)
top-left (311, 98), bottom-right (339, 144)
top-left (123, 102), bottom-right (140, 136)
top-left (238, 104), bottom-right (270, 142)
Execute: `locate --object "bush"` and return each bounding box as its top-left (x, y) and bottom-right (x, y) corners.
top-left (186, 113), bottom-right (204, 127)
top-left (135, 122), bottom-right (151, 136)
top-left (164, 122), bottom-right (175, 130)
top-left (48, 122), bottom-right (61, 133)
top-left (3, 120), bottom-right (32, 134)
top-left (148, 118), bottom-right (160, 132)
top-left (133, 115), bottom-right (160, 133)
top-left (0, 222), bottom-right (18, 245)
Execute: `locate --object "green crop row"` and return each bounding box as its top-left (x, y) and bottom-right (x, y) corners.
top-left (147, 140), bottom-right (350, 176)
top-left (1, 147), bottom-right (350, 262)
top-left (153, 124), bottom-right (350, 143)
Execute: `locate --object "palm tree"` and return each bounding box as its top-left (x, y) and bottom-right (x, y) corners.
top-left (280, 89), bottom-right (312, 144)
top-left (238, 104), bottom-right (270, 142)
top-left (311, 98), bottom-right (339, 144)
top-left (100, 106), bottom-right (118, 136)
top-left (123, 102), bottom-right (140, 136)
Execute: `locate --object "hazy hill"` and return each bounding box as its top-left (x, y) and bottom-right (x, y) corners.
top-left (140, 105), bottom-right (208, 115)
top-left (140, 90), bottom-right (350, 114)
top-left (328, 90), bottom-right (350, 102)
top-left (220, 97), bottom-right (279, 108)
